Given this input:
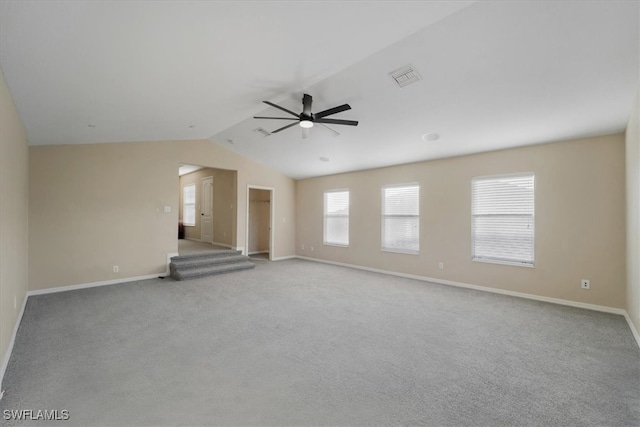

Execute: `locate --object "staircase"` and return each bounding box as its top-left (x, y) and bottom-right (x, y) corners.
top-left (170, 250), bottom-right (255, 281)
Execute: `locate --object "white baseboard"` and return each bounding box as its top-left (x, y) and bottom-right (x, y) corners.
top-left (183, 238), bottom-right (202, 242)
top-left (296, 256), bottom-right (627, 316)
top-left (212, 242), bottom-right (233, 249)
top-left (623, 312), bottom-right (640, 348)
top-left (248, 250), bottom-right (269, 255)
top-left (271, 255), bottom-right (297, 261)
top-left (28, 273), bottom-right (162, 297)
top-left (1, 293), bottom-right (28, 398)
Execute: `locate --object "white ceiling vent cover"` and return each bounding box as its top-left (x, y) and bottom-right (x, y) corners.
top-left (253, 127), bottom-right (271, 137)
top-left (389, 64), bottom-right (421, 88)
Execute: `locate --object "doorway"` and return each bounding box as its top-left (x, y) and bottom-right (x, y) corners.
top-left (178, 164), bottom-right (237, 250)
top-left (246, 186), bottom-right (274, 260)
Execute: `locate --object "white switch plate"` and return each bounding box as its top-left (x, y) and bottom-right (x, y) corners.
top-left (438, 262), bottom-right (444, 270)
top-left (163, 205), bottom-right (171, 213)
top-left (113, 265), bottom-right (119, 273)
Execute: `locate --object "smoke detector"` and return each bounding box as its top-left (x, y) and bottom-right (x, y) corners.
top-left (422, 133), bottom-right (440, 142)
top-left (389, 64), bottom-right (421, 88)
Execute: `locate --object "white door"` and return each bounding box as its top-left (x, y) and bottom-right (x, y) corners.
top-left (201, 177), bottom-right (213, 243)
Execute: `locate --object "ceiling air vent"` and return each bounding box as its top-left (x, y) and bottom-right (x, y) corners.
top-left (253, 127), bottom-right (271, 137)
top-left (389, 64), bottom-right (421, 88)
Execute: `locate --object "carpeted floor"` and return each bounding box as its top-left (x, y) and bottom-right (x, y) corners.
top-left (1, 259), bottom-right (638, 426)
top-left (178, 239), bottom-right (231, 255)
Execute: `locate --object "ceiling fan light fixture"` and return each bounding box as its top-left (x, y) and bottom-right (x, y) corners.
top-left (300, 120), bottom-right (314, 129)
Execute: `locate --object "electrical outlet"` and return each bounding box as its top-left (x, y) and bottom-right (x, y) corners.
top-left (438, 262), bottom-right (444, 270)
top-left (581, 279), bottom-right (590, 290)
top-left (310, 246), bottom-right (314, 251)
top-left (301, 244), bottom-right (305, 250)
top-left (113, 265), bottom-right (119, 273)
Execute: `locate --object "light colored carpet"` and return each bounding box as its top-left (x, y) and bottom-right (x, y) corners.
top-left (1, 259), bottom-right (638, 426)
top-left (177, 239), bottom-right (230, 255)
top-left (249, 253), bottom-right (270, 261)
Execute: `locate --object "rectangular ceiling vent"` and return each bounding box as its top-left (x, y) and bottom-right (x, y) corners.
top-left (389, 64), bottom-right (421, 88)
top-left (253, 127), bottom-right (271, 137)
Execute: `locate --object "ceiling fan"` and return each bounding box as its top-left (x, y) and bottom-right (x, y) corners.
top-left (254, 94), bottom-right (358, 138)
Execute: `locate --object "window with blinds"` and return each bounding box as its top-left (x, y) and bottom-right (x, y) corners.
top-left (472, 173), bottom-right (534, 266)
top-left (324, 190), bottom-right (349, 246)
top-left (183, 184), bottom-right (196, 226)
top-left (382, 184), bottom-right (419, 254)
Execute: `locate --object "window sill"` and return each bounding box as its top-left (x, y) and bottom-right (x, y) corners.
top-left (381, 248), bottom-right (419, 255)
top-left (323, 243), bottom-right (349, 248)
top-left (183, 224), bottom-right (195, 227)
top-left (472, 258), bottom-right (534, 268)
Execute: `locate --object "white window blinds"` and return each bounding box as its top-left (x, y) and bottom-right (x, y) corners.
top-left (183, 184), bottom-right (196, 226)
top-left (382, 184), bottom-right (419, 253)
top-left (472, 173), bottom-right (534, 266)
top-left (324, 190), bottom-right (349, 246)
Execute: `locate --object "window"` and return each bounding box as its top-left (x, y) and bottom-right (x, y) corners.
top-left (382, 184), bottom-right (419, 253)
top-left (472, 173), bottom-right (535, 266)
top-left (324, 190), bottom-right (349, 246)
top-left (183, 184), bottom-right (196, 226)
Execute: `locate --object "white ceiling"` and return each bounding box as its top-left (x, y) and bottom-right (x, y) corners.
top-left (1, 1), bottom-right (638, 179)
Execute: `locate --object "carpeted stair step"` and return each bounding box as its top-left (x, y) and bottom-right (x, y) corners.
top-left (170, 250), bottom-right (256, 281)
top-left (172, 261), bottom-right (255, 281)
top-left (170, 250), bottom-right (242, 263)
top-left (170, 254), bottom-right (250, 271)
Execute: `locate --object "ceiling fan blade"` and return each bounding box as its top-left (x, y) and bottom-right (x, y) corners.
top-left (302, 94), bottom-right (312, 116)
top-left (263, 101), bottom-right (299, 117)
top-left (315, 118), bottom-right (359, 126)
top-left (314, 104), bottom-right (351, 119)
top-left (271, 122), bottom-right (299, 134)
top-left (302, 127), bottom-right (310, 139)
top-left (318, 123), bottom-right (340, 136)
top-left (253, 116), bottom-right (298, 120)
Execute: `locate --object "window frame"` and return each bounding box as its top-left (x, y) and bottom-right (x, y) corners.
top-left (183, 183), bottom-right (196, 227)
top-left (323, 189), bottom-right (350, 247)
top-left (471, 172), bottom-right (535, 268)
top-left (381, 183), bottom-right (420, 255)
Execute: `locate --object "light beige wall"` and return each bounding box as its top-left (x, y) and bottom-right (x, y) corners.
top-left (249, 189), bottom-right (271, 253)
top-left (297, 134), bottom-right (626, 308)
top-left (626, 88), bottom-right (640, 333)
top-left (29, 139), bottom-right (296, 291)
top-left (0, 66), bottom-right (29, 377)
top-left (179, 167), bottom-right (236, 246)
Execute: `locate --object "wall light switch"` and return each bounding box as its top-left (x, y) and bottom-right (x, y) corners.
top-left (163, 205), bottom-right (171, 213)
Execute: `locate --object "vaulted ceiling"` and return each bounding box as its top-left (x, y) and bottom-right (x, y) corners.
top-left (1, 1), bottom-right (638, 179)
